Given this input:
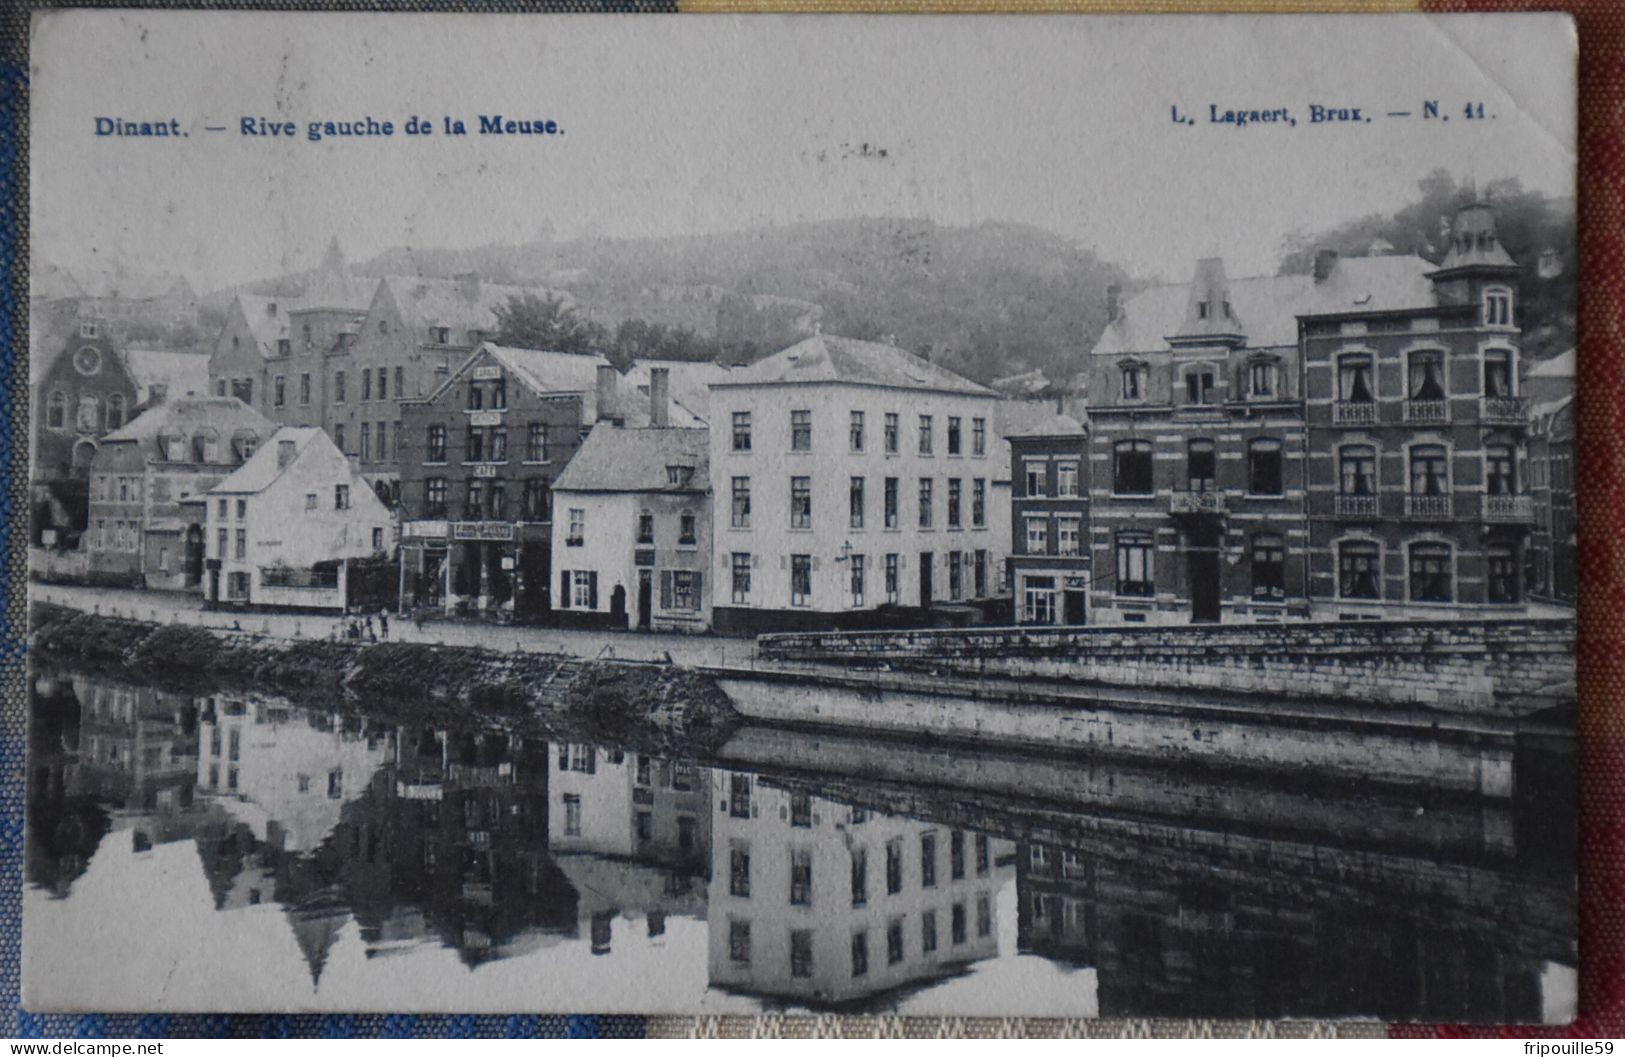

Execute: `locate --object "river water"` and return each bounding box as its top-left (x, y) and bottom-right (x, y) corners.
top-left (23, 664), bottom-right (1577, 1020)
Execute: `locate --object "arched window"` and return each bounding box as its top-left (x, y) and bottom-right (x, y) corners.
top-left (1337, 353), bottom-right (1375, 403)
top-left (1251, 533), bottom-right (1285, 600)
top-left (1338, 540), bottom-right (1381, 599)
top-left (1408, 542), bottom-right (1453, 603)
top-left (1248, 438), bottom-right (1283, 496)
top-left (1406, 349), bottom-right (1447, 401)
top-left (1113, 440), bottom-right (1153, 495)
top-left (1484, 348), bottom-right (1515, 398)
top-left (46, 390), bottom-right (65, 430)
top-left (75, 395), bottom-right (101, 433)
top-left (1483, 286), bottom-right (1513, 327)
top-left (1487, 543), bottom-right (1520, 603)
top-left (1339, 444), bottom-right (1377, 496)
top-left (107, 394), bottom-right (125, 430)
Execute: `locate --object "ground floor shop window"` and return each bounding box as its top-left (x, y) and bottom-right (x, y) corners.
top-left (1024, 575), bottom-right (1056, 623)
top-left (1115, 534), bottom-right (1154, 597)
top-left (1488, 543), bottom-right (1520, 603)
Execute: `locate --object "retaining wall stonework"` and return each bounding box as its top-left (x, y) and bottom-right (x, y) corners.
top-left (757, 619), bottom-right (1576, 712)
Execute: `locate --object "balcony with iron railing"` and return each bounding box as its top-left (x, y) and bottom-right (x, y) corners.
top-left (1403, 399), bottom-right (1451, 425)
top-left (1332, 400), bottom-right (1377, 426)
top-left (1483, 492), bottom-right (1536, 524)
top-left (1480, 395), bottom-right (1530, 427)
top-left (1169, 490), bottom-right (1226, 518)
top-left (1334, 493), bottom-right (1380, 519)
top-left (1403, 493), bottom-right (1454, 520)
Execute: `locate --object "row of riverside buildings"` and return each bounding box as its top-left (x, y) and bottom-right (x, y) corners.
top-left (33, 203), bottom-right (1574, 630)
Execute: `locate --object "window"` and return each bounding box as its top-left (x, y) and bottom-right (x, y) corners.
top-left (1184, 365), bottom-right (1216, 405)
top-left (790, 476), bottom-right (812, 529)
top-left (637, 509), bottom-right (654, 544)
top-left (334, 424), bottom-right (346, 453)
top-left (1057, 461), bottom-right (1079, 497)
top-left (1410, 445), bottom-right (1449, 496)
top-left (884, 477), bottom-right (899, 529)
top-left (491, 379), bottom-right (506, 409)
top-left (918, 415), bottom-right (934, 455)
top-left (915, 478), bottom-right (933, 529)
top-left (732, 476), bottom-right (751, 528)
top-left (1057, 517), bottom-right (1082, 556)
top-left (1252, 533), bottom-right (1285, 600)
top-left (1024, 575), bottom-right (1056, 623)
top-left (327, 769), bottom-right (343, 799)
top-left (1026, 517), bottom-right (1049, 555)
top-left (922, 910), bottom-right (939, 954)
top-left (921, 833), bottom-right (938, 887)
top-left (790, 792), bottom-right (812, 828)
top-left (729, 774), bottom-right (752, 818)
top-left (335, 484), bottom-right (350, 510)
top-left (848, 553), bottom-right (866, 606)
top-left (1248, 438), bottom-right (1283, 496)
top-left (791, 409), bottom-right (812, 451)
top-left (488, 483), bottom-right (507, 520)
top-left (377, 368), bottom-right (389, 401)
top-left (372, 527), bottom-right (385, 551)
top-left (850, 476), bottom-right (865, 529)
top-left (972, 479), bottom-right (987, 527)
top-left (1248, 357), bottom-right (1279, 398)
top-left (790, 930), bottom-right (814, 979)
top-left (559, 795), bottom-right (584, 837)
top-left (950, 831), bottom-right (965, 880)
top-left (1025, 460), bottom-right (1047, 498)
top-left (425, 478), bottom-right (448, 517)
top-left (1409, 542), bottom-right (1453, 602)
top-left (676, 510), bottom-right (699, 545)
top-left (1114, 440), bottom-right (1153, 495)
top-left (465, 480), bottom-right (484, 519)
top-left (790, 849), bottom-right (813, 906)
top-left (362, 370), bottom-right (372, 402)
top-left (976, 834), bottom-right (990, 874)
top-left (236, 499), bottom-right (247, 520)
top-left (47, 391), bottom-right (65, 429)
top-left (1484, 287), bottom-right (1513, 326)
top-left (726, 842), bottom-right (752, 898)
top-left (1484, 349), bottom-right (1514, 398)
top-left (850, 410), bottom-right (865, 452)
top-left (425, 423), bottom-right (447, 463)
top-left (1408, 350), bottom-right (1447, 401)
top-left (887, 919), bottom-right (905, 965)
top-left (467, 383), bottom-right (483, 411)
top-left (572, 570), bottom-right (595, 608)
top-left (885, 553), bottom-right (900, 603)
top-left (1486, 445), bottom-right (1516, 495)
top-left (669, 570), bottom-right (701, 610)
top-left (567, 508), bottom-right (585, 545)
top-left (1340, 444), bottom-right (1376, 496)
top-left (972, 417), bottom-right (987, 456)
top-left (732, 411), bottom-right (752, 451)
top-left (884, 413), bottom-right (900, 453)
top-left (1116, 533), bottom-right (1154, 597)
top-left (952, 903), bottom-right (967, 945)
top-left (886, 839), bottom-right (903, 894)
top-left (1187, 439), bottom-right (1216, 492)
top-left (300, 373), bottom-right (312, 405)
top-left (976, 894), bottom-right (992, 938)
top-left (974, 549), bottom-right (987, 596)
top-left (947, 479), bottom-right (962, 528)
top-left (233, 529), bottom-right (246, 560)
top-left (360, 424), bottom-right (371, 462)
top-left (395, 367), bottom-right (405, 398)
top-left (334, 370), bottom-right (346, 404)
top-left (1338, 353), bottom-right (1375, 402)
top-left (526, 423), bottom-right (548, 462)
top-left (851, 847), bottom-right (868, 906)
top-left (1488, 543), bottom-right (1520, 603)
top-left (375, 421), bottom-right (388, 462)
top-left (731, 552), bottom-right (751, 604)
top-left (791, 555), bottom-right (812, 607)
top-left (729, 920), bottom-right (751, 964)
top-left (1121, 361), bottom-right (1147, 402)
top-left (948, 417), bottom-right (962, 455)
top-left (851, 930), bottom-right (869, 978)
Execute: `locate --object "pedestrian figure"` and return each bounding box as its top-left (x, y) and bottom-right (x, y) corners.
top-left (366, 616), bottom-right (378, 643)
top-left (231, 620), bottom-right (242, 632)
top-left (379, 609), bottom-right (390, 640)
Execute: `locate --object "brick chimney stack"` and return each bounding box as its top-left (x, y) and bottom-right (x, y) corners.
top-left (649, 367), bottom-right (671, 429)
top-left (596, 364), bottom-right (617, 424)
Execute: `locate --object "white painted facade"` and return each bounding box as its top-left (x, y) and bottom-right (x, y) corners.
top-left (708, 381), bottom-right (1001, 624)
top-left (205, 427), bottom-right (395, 609)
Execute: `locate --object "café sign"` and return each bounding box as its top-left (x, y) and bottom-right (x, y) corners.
top-left (469, 411), bottom-right (504, 427)
top-left (472, 366), bottom-right (503, 381)
top-left (453, 521), bottom-right (515, 541)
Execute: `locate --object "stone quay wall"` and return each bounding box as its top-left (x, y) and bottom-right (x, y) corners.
top-left (756, 618), bottom-right (1576, 713)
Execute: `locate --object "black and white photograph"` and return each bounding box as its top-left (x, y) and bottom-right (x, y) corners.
top-left (22, 11), bottom-right (1578, 1022)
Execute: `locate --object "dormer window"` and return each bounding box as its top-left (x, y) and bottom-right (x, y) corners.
top-left (1197, 301), bottom-right (1210, 320)
top-left (1183, 365), bottom-right (1217, 405)
top-left (1484, 287), bottom-right (1513, 327)
top-left (1247, 356), bottom-right (1280, 399)
top-left (277, 338), bottom-right (290, 356)
top-left (1119, 360), bottom-right (1147, 402)
top-left (266, 302), bottom-right (277, 317)
top-left (666, 465), bottom-right (694, 487)
top-left (433, 326), bottom-right (450, 344)
top-left (79, 320), bottom-right (98, 339)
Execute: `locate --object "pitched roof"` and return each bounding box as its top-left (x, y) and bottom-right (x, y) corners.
top-left (101, 396), bottom-right (273, 446)
top-left (1093, 255), bottom-right (1439, 356)
top-left (479, 343), bottom-right (609, 398)
top-left (122, 347), bottom-right (210, 398)
top-left (235, 294), bottom-right (293, 355)
top-left (717, 334), bottom-right (992, 396)
top-left (994, 400), bottom-right (1084, 438)
top-left (381, 275), bottom-right (572, 334)
top-left (622, 359), bottom-right (731, 427)
top-left (1528, 347), bottom-right (1576, 379)
top-left (207, 427), bottom-right (326, 495)
top-left (553, 426), bottom-right (710, 494)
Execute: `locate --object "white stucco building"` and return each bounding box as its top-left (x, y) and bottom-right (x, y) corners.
top-left (707, 335), bottom-right (1001, 635)
top-left (203, 426), bottom-right (395, 609)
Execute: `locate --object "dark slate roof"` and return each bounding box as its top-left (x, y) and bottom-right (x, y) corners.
top-left (717, 335), bottom-right (992, 396)
top-left (101, 396), bottom-right (273, 448)
top-left (552, 426), bottom-right (710, 494)
top-left (994, 400), bottom-right (1084, 438)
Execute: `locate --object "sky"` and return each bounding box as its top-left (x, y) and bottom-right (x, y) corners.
top-left (30, 11), bottom-right (1575, 292)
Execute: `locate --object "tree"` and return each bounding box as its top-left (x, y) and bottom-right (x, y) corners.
top-left (492, 293), bottom-right (606, 355)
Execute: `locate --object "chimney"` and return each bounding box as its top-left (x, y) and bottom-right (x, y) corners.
top-left (649, 367), bottom-right (671, 429)
top-left (456, 271), bottom-right (481, 302)
top-left (1313, 249), bottom-right (1339, 282)
top-left (1106, 283), bottom-right (1121, 322)
top-left (596, 364), bottom-right (618, 422)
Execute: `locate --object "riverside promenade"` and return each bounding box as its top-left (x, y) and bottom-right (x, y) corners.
top-left (27, 582), bottom-right (758, 668)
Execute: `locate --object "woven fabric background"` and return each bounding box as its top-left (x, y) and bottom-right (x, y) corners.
top-left (0, 0), bottom-right (1615, 1041)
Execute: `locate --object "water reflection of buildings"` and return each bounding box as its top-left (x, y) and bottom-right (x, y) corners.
top-left (707, 770), bottom-right (1015, 1008)
top-left (548, 742), bottom-right (712, 956)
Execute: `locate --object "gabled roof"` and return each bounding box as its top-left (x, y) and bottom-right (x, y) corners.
top-left (122, 347), bottom-right (210, 398)
top-left (380, 275), bottom-right (572, 334)
top-left (480, 343), bottom-right (609, 398)
top-left (1093, 255), bottom-right (1439, 356)
top-left (622, 359), bottom-right (730, 427)
top-left (101, 396), bottom-right (273, 446)
top-left (994, 400), bottom-right (1084, 439)
top-left (206, 427), bottom-right (326, 495)
top-left (235, 294), bottom-right (293, 356)
top-left (553, 426), bottom-right (710, 494)
top-left (717, 334), bottom-right (992, 396)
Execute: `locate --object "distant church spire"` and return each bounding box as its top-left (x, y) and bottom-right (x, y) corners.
top-left (320, 236), bottom-right (347, 275)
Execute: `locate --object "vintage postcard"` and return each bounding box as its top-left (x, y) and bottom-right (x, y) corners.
top-left (22, 11), bottom-right (1577, 1020)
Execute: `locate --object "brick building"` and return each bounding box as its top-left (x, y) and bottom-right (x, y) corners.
top-left (1005, 408), bottom-right (1089, 625)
